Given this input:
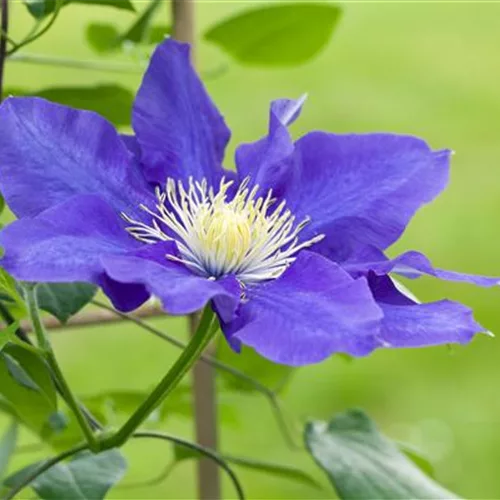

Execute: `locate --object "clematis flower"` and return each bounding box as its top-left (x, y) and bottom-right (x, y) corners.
top-left (0, 39), bottom-right (496, 366)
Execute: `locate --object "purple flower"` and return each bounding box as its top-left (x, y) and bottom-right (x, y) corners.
top-left (0, 39), bottom-right (496, 366)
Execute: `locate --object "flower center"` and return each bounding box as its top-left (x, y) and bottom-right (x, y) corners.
top-left (122, 177), bottom-right (324, 284)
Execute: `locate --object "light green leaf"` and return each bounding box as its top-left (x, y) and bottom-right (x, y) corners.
top-left (7, 86), bottom-right (133, 128)
top-left (24, 0), bottom-right (134, 19)
top-left (148, 24), bottom-right (171, 44)
top-left (0, 343), bottom-right (57, 436)
top-left (0, 323), bottom-right (19, 352)
top-left (217, 340), bottom-right (294, 393)
top-left (0, 269), bottom-right (27, 321)
top-left (86, 23), bottom-right (120, 53)
top-left (398, 442), bottom-right (435, 479)
top-left (304, 409), bottom-right (458, 499)
top-left (31, 449), bottom-right (127, 499)
top-left (36, 283), bottom-right (97, 324)
top-left (205, 3), bottom-right (342, 67)
top-left (0, 422), bottom-right (18, 481)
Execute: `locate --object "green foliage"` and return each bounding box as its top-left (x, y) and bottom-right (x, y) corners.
top-left (5, 449), bottom-right (127, 499)
top-left (0, 422), bottom-right (18, 482)
top-left (86, 0), bottom-right (165, 53)
top-left (217, 340), bottom-right (294, 393)
top-left (204, 3), bottom-right (342, 67)
top-left (0, 269), bottom-right (27, 321)
top-left (0, 343), bottom-right (57, 437)
top-left (23, 0), bottom-right (135, 19)
top-left (7, 86), bottom-right (134, 127)
top-left (304, 409), bottom-right (457, 499)
top-left (36, 282), bottom-right (97, 324)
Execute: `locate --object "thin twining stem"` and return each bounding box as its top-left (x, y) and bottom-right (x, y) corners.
top-left (132, 431), bottom-right (245, 500)
top-left (92, 299), bottom-right (299, 449)
top-left (25, 286), bottom-right (100, 452)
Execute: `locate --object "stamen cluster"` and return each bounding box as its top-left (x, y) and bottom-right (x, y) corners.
top-left (123, 177), bottom-right (324, 284)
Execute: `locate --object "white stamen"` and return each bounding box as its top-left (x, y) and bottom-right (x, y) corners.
top-left (122, 177), bottom-right (324, 284)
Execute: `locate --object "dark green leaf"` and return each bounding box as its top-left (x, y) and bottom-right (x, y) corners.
top-left (36, 282), bottom-right (97, 324)
top-left (217, 340), bottom-right (294, 393)
top-left (0, 344), bottom-right (57, 436)
top-left (3, 461), bottom-right (44, 490)
top-left (204, 3), bottom-right (342, 67)
top-left (304, 409), bottom-right (458, 499)
top-left (24, 0), bottom-right (134, 19)
top-left (121, 0), bottom-right (161, 44)
top-left (23, 0), bottom-right (56, 18)
top-left (0, 422), bottom-right (17, 481)
top-left (86, 23), bottom-right (120, 53)
top-left (31, 449), bottom-right (127, 499)
top-left (0, 194), bottom-right (4, 217)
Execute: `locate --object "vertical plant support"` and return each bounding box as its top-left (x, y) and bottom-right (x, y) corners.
top-left (0, 0), bottom-right (8, 102)
top-left (171, 1), bottom-right (221, 499)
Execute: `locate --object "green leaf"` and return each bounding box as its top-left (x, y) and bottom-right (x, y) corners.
top-left (24, 0), bottom-right (134, 19)
top-left (0, 323), bottom-right (19, 352)
top-left (217, 340), bottom-right (294, 393)
top-left (32, 449), bottom-right (127, 499)
top-left (304, 409), bottom-right (458, 499)
top-left (0, 343), bottom-right (57, 436)
top-left (7, 86), bottom-right (134, 128)
top-left (86, 23), bottom-right (120, 53)
top-left (0, 422), bottom-right (18, 481)
top-left (36, 283), bottom-right (97, 324)
top-left (398, 442), bottom-right (435, 479)
top-left (23, 0), bottom-right (56, 18)
top-left (121, 0), bottom-right (162, 44)
top-left (0, 269), bottom-right (27, 321)
top-left (204, 3), bottom-right (342, 67)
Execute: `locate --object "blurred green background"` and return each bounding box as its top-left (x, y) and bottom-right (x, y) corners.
top-left (3, 0), bottom-right (500, 498)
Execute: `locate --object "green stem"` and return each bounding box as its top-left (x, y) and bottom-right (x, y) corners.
top-left (101, 306), bottom-right (217, 449)
top-left (25, 285), bottom-right (99, 452)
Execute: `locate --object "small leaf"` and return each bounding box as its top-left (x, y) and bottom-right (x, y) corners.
top-left (0, 269), bottom-right (27, 321)
top-left (86, 23), bottom-right (120, 53)
top-left (304, 409), bottom-right (458, 499)
top-left (31, 449), bottom-right (127, 499)
top-left (121, 0), bottom-right (162, 44)
top-left (217, 340), bottom-right (294, 393)
top-left (0, 323), bottom-right (20, 352)
top-left (23, 0), bottom-right (134, 19)
top-left (23, 0), bottom-right (56, 18)
top-left (0, 422), bottom-right (18, 481)
top-left (36, 282), bottom-right (97, 324)
top-left (204, 3), bottom-right (342, 67)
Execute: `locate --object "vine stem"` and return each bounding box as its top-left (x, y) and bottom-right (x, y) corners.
top-left (24, 286), bottom-right (100, 452)
top-left (100, 305), bottom-right (218, 450)
top-left (0, 0), bottom-right (8, 103)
